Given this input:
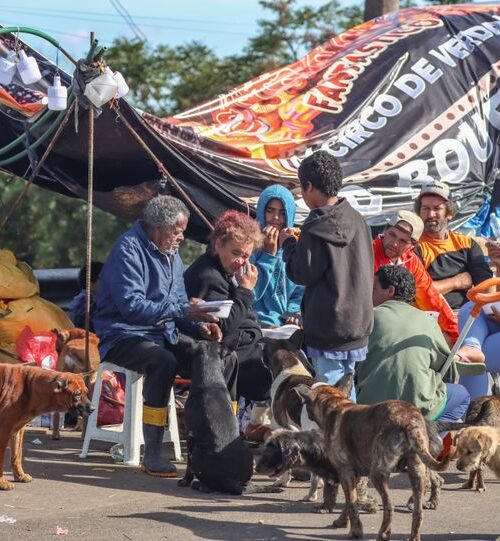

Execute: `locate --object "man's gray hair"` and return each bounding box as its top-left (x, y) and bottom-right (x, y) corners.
top-left (143, 195), bottom-right (190, 228)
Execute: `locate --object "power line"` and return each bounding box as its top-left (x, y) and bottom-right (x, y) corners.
top-left (0, 7), bottom-right (248, 35)
top-left (0, 5), bottom-right (255, 27)
top-left (110, 0), bottom-right (147, 42)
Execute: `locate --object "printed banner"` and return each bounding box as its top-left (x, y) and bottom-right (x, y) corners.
top-left (1, 5), bottom-right (500, 237)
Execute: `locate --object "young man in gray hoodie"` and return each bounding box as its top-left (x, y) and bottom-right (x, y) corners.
top-left (280, 151), bottom-right (374, 400)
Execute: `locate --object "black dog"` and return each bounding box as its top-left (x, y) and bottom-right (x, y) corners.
top-left (178, 337), bottom-right (253, 495)
top-left (256, 429), bottom-right (377, 514)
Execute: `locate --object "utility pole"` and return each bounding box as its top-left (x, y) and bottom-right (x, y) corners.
top-left (364, 0), bottom-right (400, 21)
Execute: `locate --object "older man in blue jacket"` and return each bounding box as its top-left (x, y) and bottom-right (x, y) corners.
top-left (94, 195), bottom-right (223, 478)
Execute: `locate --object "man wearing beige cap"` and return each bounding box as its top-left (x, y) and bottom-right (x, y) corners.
top-left (415, 180), bottom-right (492, 310)
top-left (373, 209), bottom-right (459, 344)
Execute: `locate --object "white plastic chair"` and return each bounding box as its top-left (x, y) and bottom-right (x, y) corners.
top-left (79, 361), bottom-right (181, 465)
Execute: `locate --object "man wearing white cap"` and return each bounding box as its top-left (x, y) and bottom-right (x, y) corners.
top-left (372, 209), bottom-right (458, 344)
top-left (415, 180), bottom-right (492, 310)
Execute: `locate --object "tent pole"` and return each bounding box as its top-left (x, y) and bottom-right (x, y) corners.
top-left (84, 32), bottom-right (95, 372)
top-left (0, 99), bottom-right (76, 234)
top-left (111, 103), bottom-right (214, 231)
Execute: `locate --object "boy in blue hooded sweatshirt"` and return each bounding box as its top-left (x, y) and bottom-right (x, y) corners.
top-left (244, 185), bottom-right (304, 443)
top-left (251, 185), bottom-right (304, 327)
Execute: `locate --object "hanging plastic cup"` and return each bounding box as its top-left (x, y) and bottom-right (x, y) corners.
top-left (84, 70), bottom-right (118, 107)
top-left (17, 50), bottom-right (42, 85)
top-left (47, 74), bottom-right (67, 111)
top-left (0, 51), bottom-right (17, 85)
top-left (112, 71), bottom-right (129, 98)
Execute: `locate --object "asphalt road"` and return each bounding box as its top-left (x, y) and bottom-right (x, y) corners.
top-left (1, 429), bottom-right (499, 541)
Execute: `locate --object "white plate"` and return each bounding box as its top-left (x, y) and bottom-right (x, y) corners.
top-left (261, 324), bottom-right (301, 340)
top-left (197, 300), bottom-right (234, 318)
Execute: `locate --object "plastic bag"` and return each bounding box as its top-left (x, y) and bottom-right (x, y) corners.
top-left (0, 295), bottom-right (73, 346)
top-left (15, 325), bottom-right (58, 370)
top-left (0, 250), bottom-right (39, 299)
top-left (97, 371), bottom-right (125, 426)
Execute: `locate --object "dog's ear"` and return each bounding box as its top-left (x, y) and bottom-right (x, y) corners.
top-left (54, 377), bottom-right (68, 392)
top-left (293, 384), bottom-right (312, 404)
top-left (334, 373), bottom-right (353, 397)
top-left (477, 431), bottom-right (495, 458)
top-left (288, 329), bottom-right (305, 350)
top-left (222, 335), bottom-right (239, 352)
top-left (281, 440), bottom-right (301, 469)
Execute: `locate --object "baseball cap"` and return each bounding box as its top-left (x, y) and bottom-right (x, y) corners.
top-left (388, 210), bottom-right (424, 242)
top-left (419, 180), bottom-right (450, 201)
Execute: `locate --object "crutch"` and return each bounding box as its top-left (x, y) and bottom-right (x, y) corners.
top-left (440, 277), bottom-right (500, 377)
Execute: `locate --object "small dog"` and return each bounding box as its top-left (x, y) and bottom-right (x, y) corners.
top-left (459, 395), bottom-right (500, 491)
top-left (261, 331), bottom-right (319, 496)
top-left (452, 426), bottom-right (500, 483)
top-left (0, 364), bottom-right (93, 490)
top-left (51, 328), bottom-right (100, 440)
top-left (295, 374), bottom-right (450, 541)
top-left (178, 336), bottom-right (254, 495)
top-left (256, 429), bottom-right (377, 514)
top-left (262, 330), bottom-right (314, 431)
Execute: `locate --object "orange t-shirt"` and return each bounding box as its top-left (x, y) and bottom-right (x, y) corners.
top-left (373, 236), bottom-right (458, 342)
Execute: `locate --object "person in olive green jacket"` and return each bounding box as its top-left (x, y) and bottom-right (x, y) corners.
top-left (356, 265), bottom-right (469, 422)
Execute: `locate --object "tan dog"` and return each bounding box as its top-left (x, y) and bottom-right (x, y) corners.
top-left (0, 363), bottom-right (93, 490)
top-left (461, 395), bottom-right (500, 491)
top-left (295, 374), bottom-right (450, 541)
top-left (52, 328), bottom-right (100, 439)
top-left (452, 426), bottom-right (500, 485)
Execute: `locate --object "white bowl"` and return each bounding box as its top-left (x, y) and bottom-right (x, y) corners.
top-left (198, 300), bottom-right (234, 319)
top-left (261, 324), bottom-right (301, 340)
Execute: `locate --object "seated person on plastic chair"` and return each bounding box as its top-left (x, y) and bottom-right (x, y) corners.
top-left (94, 195), bottom-right (232, 478)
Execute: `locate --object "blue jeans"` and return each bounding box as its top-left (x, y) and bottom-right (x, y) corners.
top-left (436, 383), bottom-right (470, 422)
top-left (458, 301), bottom-right (500, 398)
top-left (311, 357), bottom-right (357, 402)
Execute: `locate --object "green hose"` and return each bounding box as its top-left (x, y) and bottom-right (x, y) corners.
top-left (0, 110), bottom-right (56, 156)
top-left (0, 26), bottom-right (79, 166)
top-left (0, 94), bottom-right (74, 167)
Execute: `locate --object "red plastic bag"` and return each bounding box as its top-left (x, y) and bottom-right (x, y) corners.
top-left (97, 371), bottom-right (125, 426)
top-left (15, 325), bottom-right (58, 370)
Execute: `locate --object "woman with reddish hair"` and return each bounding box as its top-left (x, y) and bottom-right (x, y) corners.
top-left (184, 210), bottom-right (271, 402)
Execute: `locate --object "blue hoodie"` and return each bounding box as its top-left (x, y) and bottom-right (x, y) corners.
top-left (251, 185), bottom-right (304, 327)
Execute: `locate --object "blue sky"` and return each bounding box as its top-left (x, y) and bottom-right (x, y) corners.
top-left (0, 0), bottom-right (361, 69)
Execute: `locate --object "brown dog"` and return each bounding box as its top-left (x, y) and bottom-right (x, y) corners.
top-left (52, 328), bottom-right (100, 439)
top-left (452, 426), bottom-right (500, 483)
top-left (295, 374), bottom-right (450, 541)
top-left (0, 363), bottom-right (93, 490)
top-left (460, 395), bottom-right (500, 491)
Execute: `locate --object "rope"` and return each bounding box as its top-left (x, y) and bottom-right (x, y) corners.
top-left (0, 99), bottom-right (76, 234)
top-left (84, 34), bottom-right (95, 372)
top-left (110, 103), bottom-right (214, 231)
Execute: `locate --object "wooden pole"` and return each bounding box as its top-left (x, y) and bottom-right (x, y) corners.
top-left (364, 0), bottom-right (399, 21)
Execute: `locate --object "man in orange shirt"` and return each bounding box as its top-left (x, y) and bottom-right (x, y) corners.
top-left (373, 210), bottom-right (458, 344)
top-left (415, 181), bottom-right (492, 310)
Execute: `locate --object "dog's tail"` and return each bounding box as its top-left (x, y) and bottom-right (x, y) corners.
top-left (408, 425), bottom-right (451, 472)
top-left (432, 421), bottom-right (471, 433)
